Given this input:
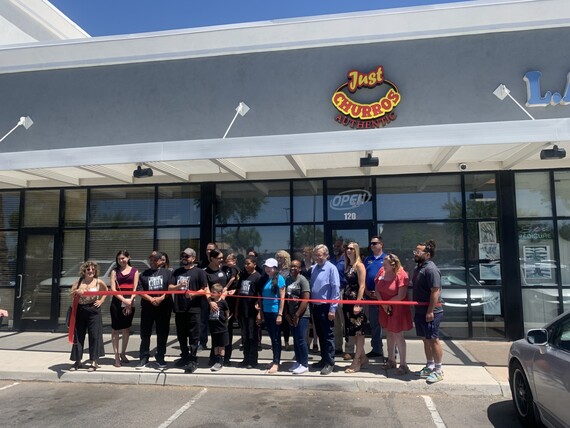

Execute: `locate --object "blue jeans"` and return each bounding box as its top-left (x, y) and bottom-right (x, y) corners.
top-left (312, 304), bottom-right (335, 366)
top-left (368, 303), bottom-right (384, 355)
top-left (264, 312), bottom-right (282, 364)
top-left (290, 317), bottom-right (309, 367)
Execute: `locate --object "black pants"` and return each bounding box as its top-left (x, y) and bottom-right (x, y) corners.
top-left (139, 302), bottom-right (172, 361)
top-left (239, 315), bottom-right (259, 365)
top-left (175, 311), bottom-right (201, 363)
top-left (70, 303), bottom-right (105, 362)
top-left (199, 298), bottom-right (209, 347)
top-left (313, 303), bottom-right (335, 366)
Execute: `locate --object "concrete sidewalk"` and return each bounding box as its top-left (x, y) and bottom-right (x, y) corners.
top-left (0, 331), bottom-right (511, 396)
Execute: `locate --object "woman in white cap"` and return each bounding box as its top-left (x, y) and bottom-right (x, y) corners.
top-left (257, 257), bottom-right (286, 374)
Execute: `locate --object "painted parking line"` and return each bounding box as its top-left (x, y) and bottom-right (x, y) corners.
top-left (421, 395), bottom-right (446, 428)
top-left (158, 387), bottom-right (208, 428)
top-left (0, 382), bottom-right (20, 391)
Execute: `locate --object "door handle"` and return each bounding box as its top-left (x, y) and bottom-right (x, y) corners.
top-left (16, 274), bottom-right (23, 299)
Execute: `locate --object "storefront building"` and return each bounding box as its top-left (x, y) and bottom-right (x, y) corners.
top-left (0, 0), bottom-right (568, 339)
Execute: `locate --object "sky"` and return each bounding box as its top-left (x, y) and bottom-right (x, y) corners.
top-left (49, 0), bottom-right (470, 37)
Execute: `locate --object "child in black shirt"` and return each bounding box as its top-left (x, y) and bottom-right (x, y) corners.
top-left (208, 283), bottom-right (229, 371)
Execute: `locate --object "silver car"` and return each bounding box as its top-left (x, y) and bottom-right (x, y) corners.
top-left (508, 310), bottom-right (570, 428)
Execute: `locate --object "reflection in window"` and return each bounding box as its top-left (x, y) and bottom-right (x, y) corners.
top-left (515, 172), bottom-right (552, 217)
top-left (518, 220), bottom-right (557, 287)
top-left (216, 226), bottom-right (289, 260)
top-left (90, 187), bottom-right (155, 227)
top-left (0, 231), bottom-right (18, 288)
top-left (216, 182), bottom-right (290, 224)
top-left (293, 180), bottom-right (323, 222)
top-left (62, 230), bottom-right (85, 279)
top-left (157, 227), bottom-right (200, 270)
top-left (64, 189), bottom-right (87, 227)
top-left (555, 171), bottom-right (570, 217)
top-left (88, 229), bottom-right (154, 264)
top-left (377, 175), bottom-right (461, 221)
top-left (558, 220), bottom-right (570, 287)
top-left (327, 177), bottom-right (373, 221)
top-left (292, 225), bottom-right (324, 255)
top-left (24, 190), bottom-right (59, 227)
top-left (522, 288), bottom-right (560, 330)
top-left (467, 221), bottom-right (501, 287)
top-left (464, 174), bottom-right (497, 218)
top-left (0, 192), bottom-right (20, 229)
top-left (157, 185), bottom-right (200, 226)
top-left (379, 222), bottom-right (464, 273)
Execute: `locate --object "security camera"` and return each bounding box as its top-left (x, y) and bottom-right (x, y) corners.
top-left (458, 163), bottom-right (468, 171)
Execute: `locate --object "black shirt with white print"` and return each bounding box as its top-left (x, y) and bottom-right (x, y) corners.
top-left (172, 266), bottom-right (208, 313)
top-left (138, 267), bottom-right (175, 309)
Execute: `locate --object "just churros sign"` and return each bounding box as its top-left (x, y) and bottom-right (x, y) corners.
top-left (332, 66), bottom-right (401, 129)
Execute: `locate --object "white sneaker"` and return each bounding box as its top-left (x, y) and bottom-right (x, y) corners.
top-left (292, 365), bottom-right (308, 375)
top-left (288, 362), bottom-right (300, 372)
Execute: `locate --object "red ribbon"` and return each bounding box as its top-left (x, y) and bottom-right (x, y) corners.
top-left (67, 296), bottom-right (79, 344)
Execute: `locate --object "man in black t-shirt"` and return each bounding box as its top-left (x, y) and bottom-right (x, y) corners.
top-left (171, 248), bottom-right (208, 373)
top-left (136, 251), bottom-right (175, 369)
top-left (237, 256), bottom-right (262, 368)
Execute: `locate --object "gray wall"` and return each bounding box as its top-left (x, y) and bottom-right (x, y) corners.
top-left (1, 27), bottom-right (569, 154)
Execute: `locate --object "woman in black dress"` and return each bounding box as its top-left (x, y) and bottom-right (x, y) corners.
top-left (109, 250), bottom-right (139, 367)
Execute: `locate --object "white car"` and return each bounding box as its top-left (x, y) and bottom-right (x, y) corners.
top-left (508, 310), bottom-right (570, 427)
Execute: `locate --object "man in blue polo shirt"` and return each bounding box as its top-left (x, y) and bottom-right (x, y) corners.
top-left (310, 244), bottom-right (340, 376)
top-left (363, 236), bottom-right (385, 359)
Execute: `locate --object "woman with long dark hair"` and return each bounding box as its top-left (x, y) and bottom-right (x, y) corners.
top-left (109, 250), bottom-right (139, 367)
top-left (258, 257), bottom-right (286, 374)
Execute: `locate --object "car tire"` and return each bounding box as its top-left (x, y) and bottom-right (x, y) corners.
top-left (510, 360), bottom-right (538, 427)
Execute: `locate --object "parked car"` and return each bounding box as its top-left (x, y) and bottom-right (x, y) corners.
top-left (21, 259), bottom-right (150, 316)
top-left (438, 266), bottom-right (501, 316)
top-left (508, 310), bottom-right (570, 427)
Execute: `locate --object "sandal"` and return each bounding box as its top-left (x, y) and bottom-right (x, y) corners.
top-left (70, 361), bottom-right (81, 371)
top-left (265, 364), bottom-right (278, 374)
top-left (114, 360), bottom-right (121, 368)
top-left (382, 359), bottom-right (397, 370)
top-left (88, 363), bottom-right (99, 372)
top-left (396, 365), bottom-right (411, 375)
top-left (120, 354), bottom-right (130, 363)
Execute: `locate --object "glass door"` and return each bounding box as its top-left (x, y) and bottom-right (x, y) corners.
top-left (14, 230), bottom-right (61, 330)
top-left (325, 222), bottom-right (374, 259)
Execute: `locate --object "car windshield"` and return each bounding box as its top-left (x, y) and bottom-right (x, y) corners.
top-left (439, 268), bottom-right (480, 287)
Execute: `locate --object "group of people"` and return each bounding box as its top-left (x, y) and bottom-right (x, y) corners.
top-left (68, 237), bottom-right (444, 383)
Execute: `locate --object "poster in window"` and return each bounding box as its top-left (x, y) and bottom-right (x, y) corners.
top-left (478, 221), bottom-right (497, 243)
top-left (479, 262), bottom-right (501, 280)
top-left (479, 243), bottom-right (500, 260)
top-left (523, 245), bottom-right (552, 280)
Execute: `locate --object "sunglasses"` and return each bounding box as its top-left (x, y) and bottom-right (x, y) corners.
top-left (370, 242), bottom-right (380, 246)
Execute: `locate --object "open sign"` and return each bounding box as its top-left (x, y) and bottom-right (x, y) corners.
top-left (329, 189), bottom-right (372, 211)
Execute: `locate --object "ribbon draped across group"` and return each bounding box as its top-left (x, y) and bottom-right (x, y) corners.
top-left (67, 290), bottom-right (431, 343)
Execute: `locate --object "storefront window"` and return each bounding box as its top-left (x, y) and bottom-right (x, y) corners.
top-left (216, 182), bottom-right (290, 224)
top-left (216, 225), bottom-right (289, 260)
top-left (0, 231), bottom-right (18, 288)
top-left (558, 220), bottom-right (570, 287)
top-left (327, 177), bottom-right (373, 221)
top-left (515, 172), bottom-right (552, 217)
top-left (23, 189), bottom-right (59, 227)
top-left (89, 187), bottom-right (154, 227)
top-left (464, 173), bottom-right (497, 218)
top-left (522, 288), bottom-right (561, 330)
top-left (377, 175), bottom-right (461, 221)
top-left (62, 230), bottom-right (86, 277)
top-left (293, 180), bottom-right (323, 222)
top-left (88, 229), bottom-right (154, 264)
top-left (518, 220), bottom-right (557, 287)
top-left (292, 225), bottom-right (323, 254)
top-left (157, 185), bottom-right (200, 226)
top-left (0, 191), bottom-right (20, 229)
top-left (64, 189), bottom-right (87, 227)
top-left (554, 171), bottom-right (570, 217)
top-left (157, 227), bottom-right (200, 269)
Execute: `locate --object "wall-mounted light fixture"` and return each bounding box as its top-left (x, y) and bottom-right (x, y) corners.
top-left (0, 116), bottom-right (34, 143)
top-left (222, 102), bottom-right (250, 139)
top-left (540, 144), bottom-right (566, 160)
top-left (133, 164), bottom-right (153, 178)
top-left (493, 84), bottom-right (535, 120)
